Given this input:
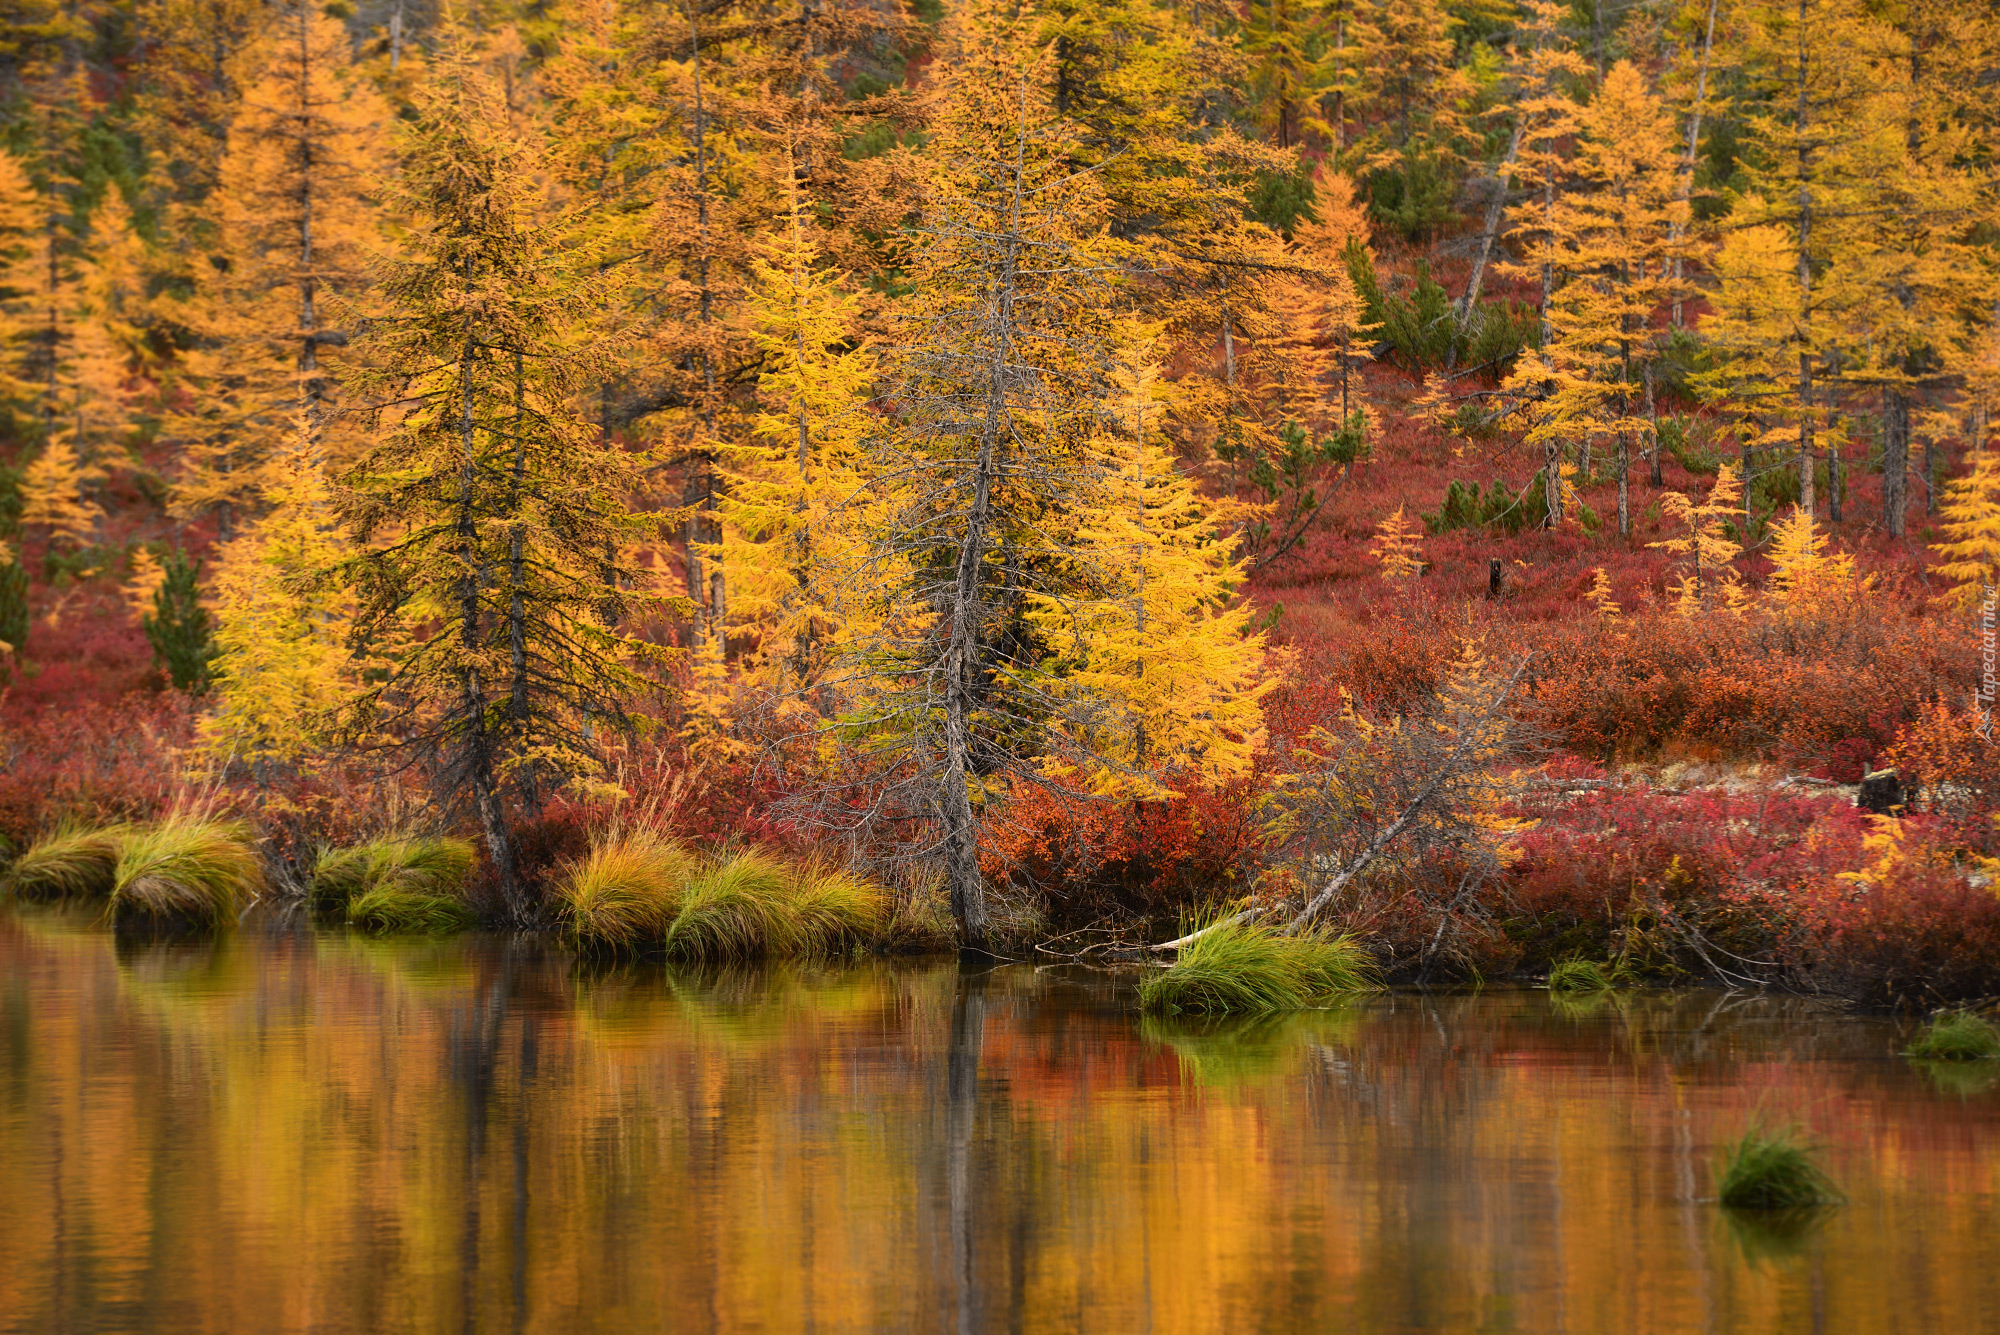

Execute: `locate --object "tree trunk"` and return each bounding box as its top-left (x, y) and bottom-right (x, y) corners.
top-left (1794, 15), bottom-right (1816, 517)
top-left (1455, 118), bottom-right (1523, 350)
top-left (1671, 0), bottom-right (1719, 328)
top-left (1645, 362), bottom-right (1663, 486)
top-left (1543, 435), bottom-right (1563, 528)
top-left (1881, 390), bottom-right (1908, 536)
top-left (1617, 432), bottom-right (1630, 538)
top-left (461, 328), bottom-right (521, 918)
top-left (945, 971), bottom-right (988, 1334)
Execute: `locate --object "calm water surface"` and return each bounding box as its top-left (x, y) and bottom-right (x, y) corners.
top-left (1, 908), bottom-right (1996, 1334)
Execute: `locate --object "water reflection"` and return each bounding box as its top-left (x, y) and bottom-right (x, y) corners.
top-left (1, 908), bottom-right (1996, 1334)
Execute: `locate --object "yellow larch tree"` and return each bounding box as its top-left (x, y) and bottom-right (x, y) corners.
top-left (1764, 503), bottom-right (1859, 612)
top-left (166, 0), bottom-right (387, 541)
top-left (1494, 0), bottom-right (1589, 526)
top-left (0, 149), bottom-right (43, 409)
top-left (1035, 351), bottom-right (1271, 792)
top-left (1852, 0), bottom-right (1997, 535)
top-left (1540, 62), bottom-right (1693, 538)
top-left (1929, 451), bottom-right (2000, 611)
top-left (1370, 505), bottom-right (1426, 579)
top-left (203, 430), bottom-right (360, 766)
top-left (16, 435), bottom-right (103, 549)
top-left (713, 151), bottom-right (879, 699)
top-left (1585, 567), bottom-right (1620, 620)
top-left (1700, 0), bottom-right (1903, 520)
top-left (1651, 463), bottom-right (1745, 613)
top-left (1350, 0), bottom-right (1477, 237)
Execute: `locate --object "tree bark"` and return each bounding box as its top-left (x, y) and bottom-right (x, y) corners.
top-left (1455, 117), bottom-right (1523, 351)
top-left (1882, 389), bottom-right (1908, 535)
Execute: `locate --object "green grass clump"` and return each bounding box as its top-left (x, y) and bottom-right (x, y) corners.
top-left (1548, 956), bottom-right (1624, 993)
top-left (5, 823), bottom-right (129, 900)
top-left (312, 835), bottom-right (477, 910)
top-left (663, 851), bottom-right (797, 960)
top-left (1715, 1123), bottom-right (1843, 1211)
top-left (1906, 1011), bottom-right (2000, 1062)
top-left (1139, 918), bottom-right (1377, 1016)
top-left (557, 828), bottom-right (697, 948)
top-left (111, 814), bottom-right (262, 928)
top-left (347, 885), bottom-right (481, 934)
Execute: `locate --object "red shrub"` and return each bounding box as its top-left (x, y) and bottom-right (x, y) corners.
top-left (0, 695), bottom-right (192, 848)
top-left (979, 775), bottom-right (1271, 931)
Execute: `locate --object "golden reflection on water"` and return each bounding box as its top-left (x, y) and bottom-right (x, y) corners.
top-left (1, 908), bottom-right (1996, 1334)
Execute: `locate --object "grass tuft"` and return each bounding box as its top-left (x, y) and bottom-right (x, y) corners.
top-left (347, 885), bottom-right (481, 934)
top-left (5, 824), bottom-right (129, 900)
top-left (1139, 917), bottom-right (1377, 1016)
top-left (1905, 1010), bottom-right (2000, 1061)
top-left (556, 831), bottom-right (891, 960)
top-left (556, 828), bottom-right (697, 949)
top-left (663, 852), bottom-right (796, 960)
top-left (313, 836), bottom-right (477, 911)
top-left (1548, 956), bottom-right (1624, 993)
top-left (1715, 1122), bottom-right (1843, 1211)
top-left (111, 814), bottom-right (262, 928)
top-left (784, 861), bottom-right (890, 954)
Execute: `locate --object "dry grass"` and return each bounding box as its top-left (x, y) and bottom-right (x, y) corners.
top-left (5, 823), bottom-right (129, 900)
top-left (557, 829), bottom-right (890, 960)
top-left (111, 814), bottom-right (262, 928)
top-left (556, 827), bottom-right (698, 949)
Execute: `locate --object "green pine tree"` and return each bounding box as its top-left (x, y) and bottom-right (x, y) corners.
top-left (143, 547), bottom-right (218, 693)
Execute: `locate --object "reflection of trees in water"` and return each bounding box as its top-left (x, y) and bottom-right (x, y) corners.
top-left (0, 923), bottom-right (1995, 1333)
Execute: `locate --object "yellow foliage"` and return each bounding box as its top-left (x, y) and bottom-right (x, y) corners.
top-left (1030, 349), bottom-right (1272, 792)
top-left (202, 440), bottom-right (361, 764)
top-left (122, 546), bottom-right (166, 616)
top-left (1650, 464), bottom-right (1743, 615)
top-left (1765, 504), bottom-right (1859, 612)
top-left (1369, 505), bottom-right (1425, 580)
top-left (18, 440), bottom-right (104, 548)
top-left (1930, 451), bottom-right (2000, 611)
top-left (1584, 567), bottom-right (1619, 621)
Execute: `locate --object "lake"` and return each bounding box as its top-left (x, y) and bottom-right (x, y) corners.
top-left (1, 908), bottom-right (1995, 1333)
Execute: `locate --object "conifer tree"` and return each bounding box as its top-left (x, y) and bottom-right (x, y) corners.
top-left (168, 0), bottom-right (388, 539)
top-left (1493, 1), bottom-right (1589, 526)
top-left (713, 153), bottom-right (877, 694)
top-left (16, 436), bottom-right (102, 548)
top-left (1764, 503), bottom-right (1857, 612)
top-left (1030, 351), bottom-right (1271, 789)
top-left (205, 433), bottom-right (360, 766)
top-left (1350, 0), bottom-right (1477, 237)
top-left (1702, 0), bottom-right (1902, 519)
top-left (1369, 504), bottom-right (1425, 578)
top-left (832, 3), bottom-right (1126, 953)
top-left (1930, 451), bottom-right (2000, 611)
top-left (1651, 463), bottom-right (1745, 613)
top-left (144, 547), bottom-right (218, 692)
top-left (1526, 62), bottom-right (1691, 537)
top-left (337, 36), bottom-right (669, 921)
top-left (1850, 1), bottom-right (1995, 536)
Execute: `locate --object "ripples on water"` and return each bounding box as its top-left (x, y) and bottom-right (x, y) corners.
top-left (0, 907), bottom-right (1995, 1334)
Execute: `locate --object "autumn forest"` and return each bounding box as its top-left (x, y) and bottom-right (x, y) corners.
top-left (0, 0), bottom-right (1997, 999)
